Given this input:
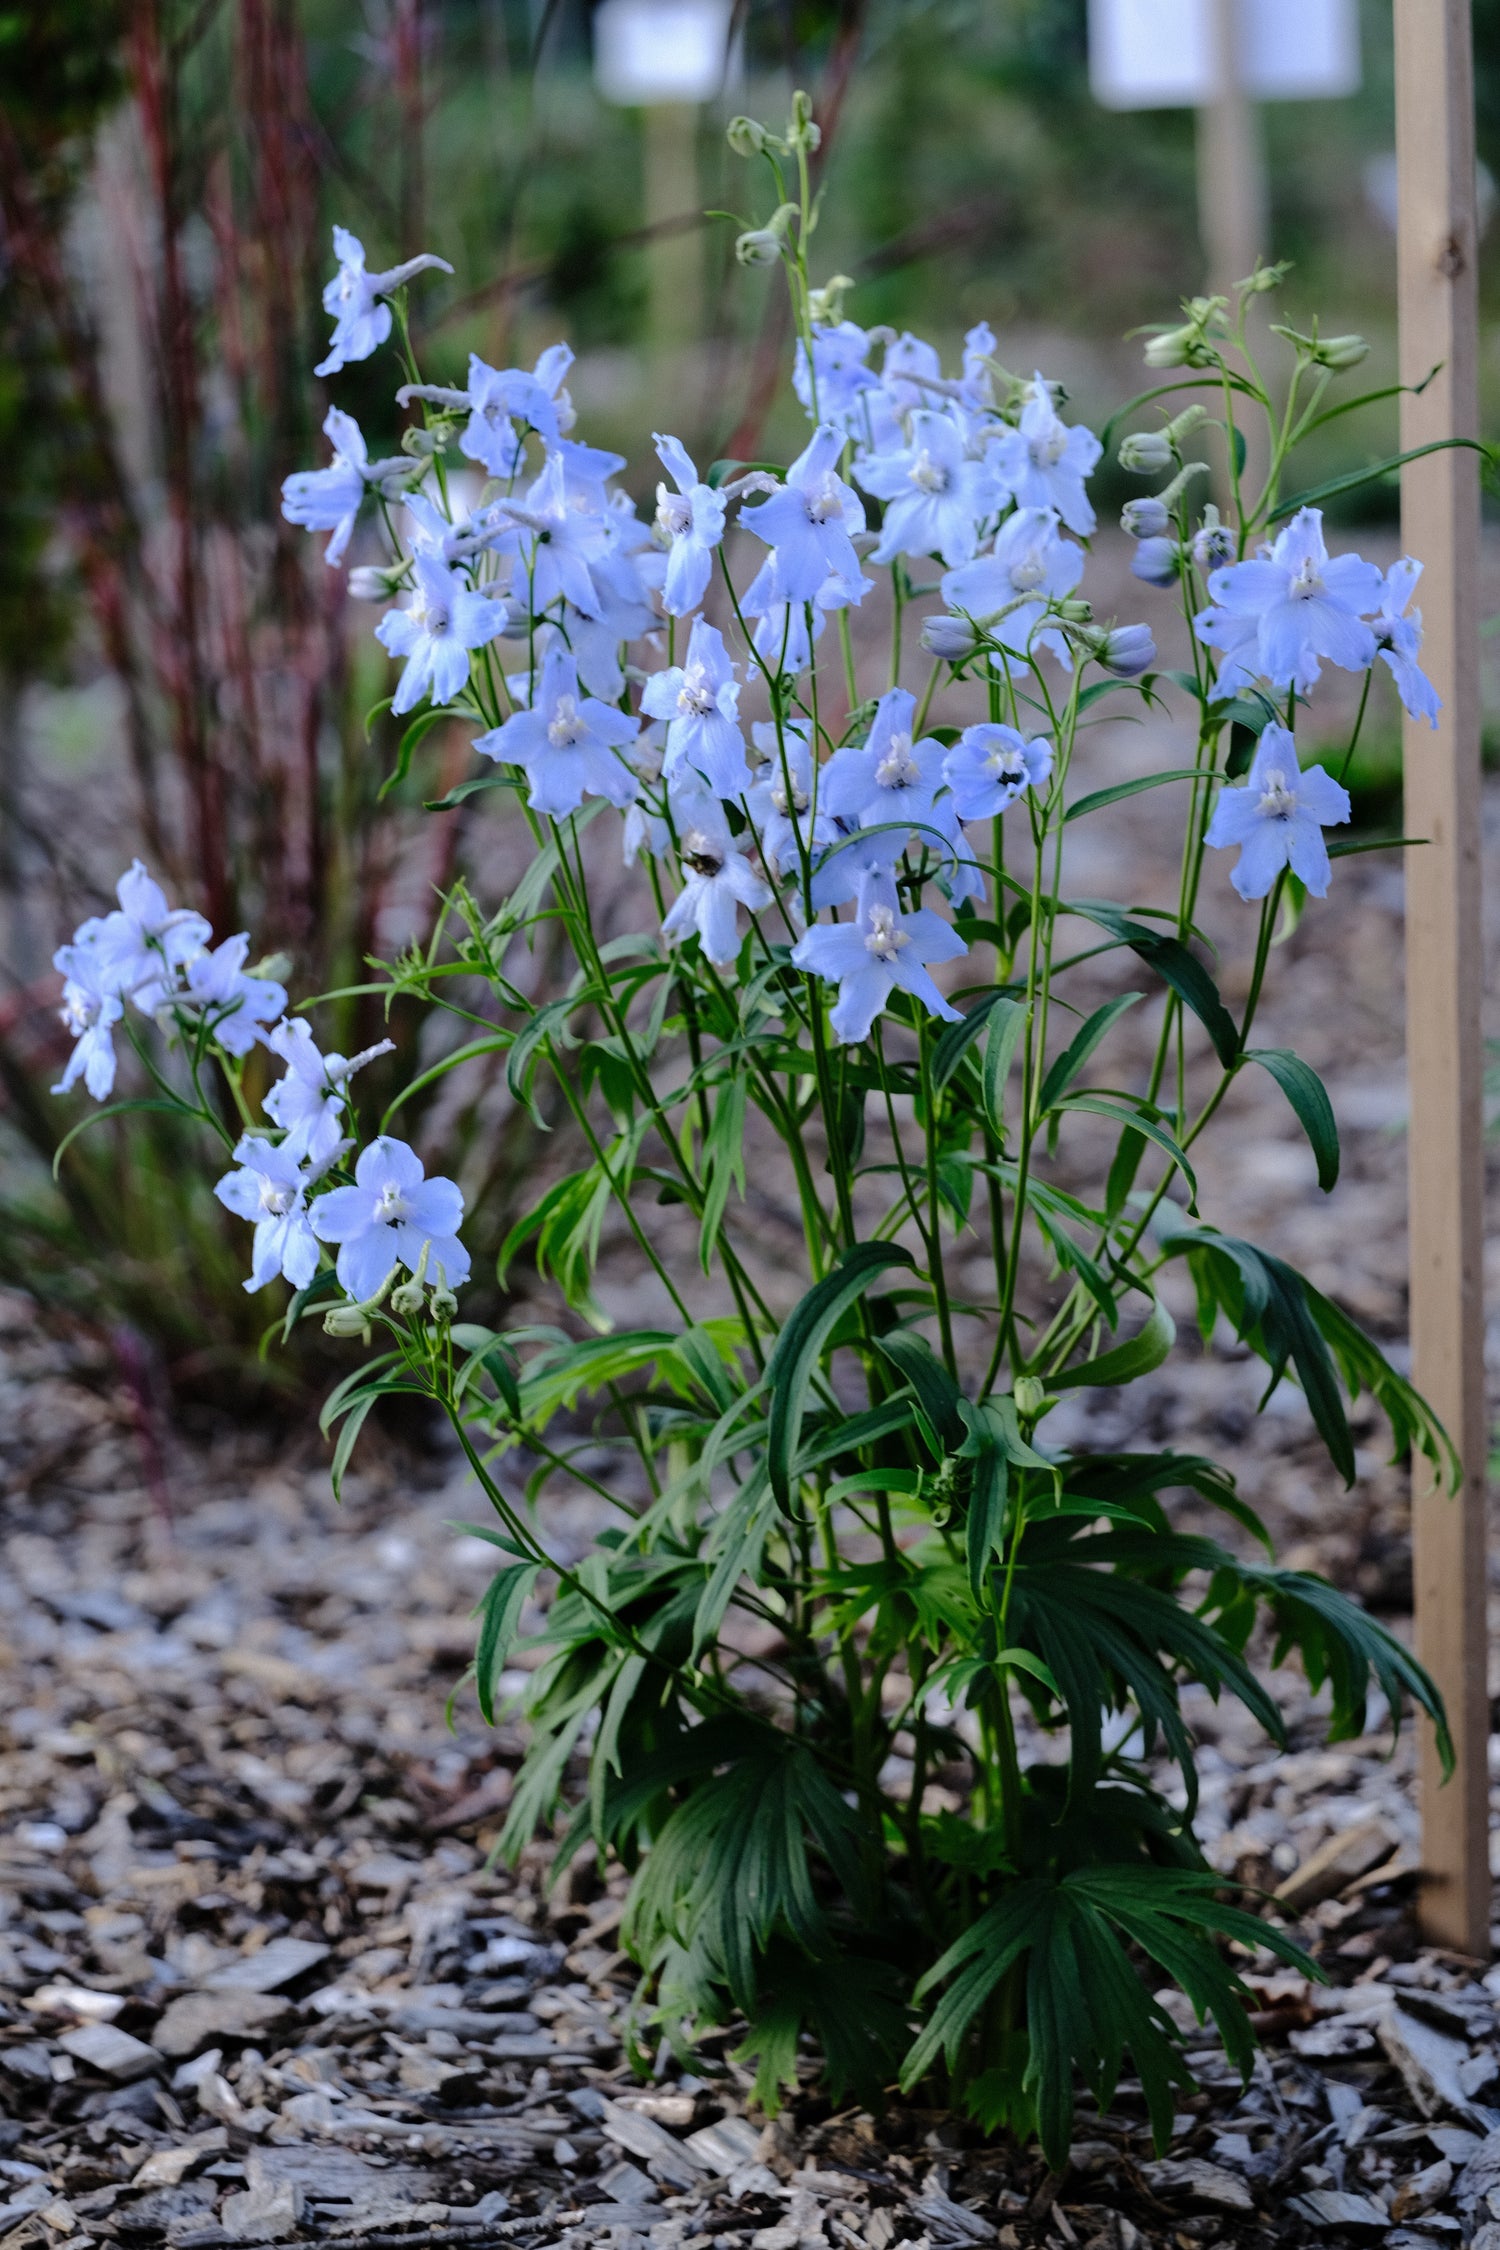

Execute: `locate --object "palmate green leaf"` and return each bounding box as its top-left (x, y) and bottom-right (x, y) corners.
top-left (1236, 1565), bottom-right (1453, 1769)
top-left (905, 1864), bottom-right (1309, 2166)
top-left (765, 1241), bottom-right (916, 1512)
top-left (1062, 1450), bottom-right (1272, 1554)
top-left (956, 1394), bottom-right (1054, 1600)
top-left (1155, 1212), bottom-right (1458, 1489)
top-left (1246, 1048), bottom-right (1339, 1191)
top-left (735, 1943), bottom-right (910, 2114)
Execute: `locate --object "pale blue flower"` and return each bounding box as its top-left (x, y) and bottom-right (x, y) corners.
top-left (311, 1135), bottom-right (469, 1302)
top-left (661, 802), bottom-right (773, 969)
top-left (1121, 497), bottom-right (1170, 540)
top-left (747, 721), bottom-right (839, 877)
top-left (857, 410), bottom-right (1001, 568)
top-left (641, 619), bottom-right (749, 797)
top-left (1096, 623), bottom-right (1157, 677)
top-left (792, 872), bottom-right (966, 1042)
top-left (51, 948), bottom-right (123, 1101)
top-left (89, 862), bottom-right (212, 1010)
top-left (944, 725), bottom-right (1053, 822)
top-left (280, 408), bottom-right (395, 567)
top-left (959, 321), bottom-right (997, 411)
top-left (181, 934), bottom-right (286, 1055)
top-left (738, 425), bottom-right (865, 604)
top-left (316, 227), bottom-right (452, 379)
top-left (793, 321), bottom-right (880, 430)
top-left (1204, 722), bottom-right (1350, 900)
top-left (264, 1020), bottom-right (393, 1168)
top-left (881, 332), bottom-right (944, 413)
top-left (475, 644), bottom-right (639, 818)
top-left (989, 374), bottom-right (1101, 537)
top-left (741, 554), bottom-right (871, 675)
top-left (941, 506), bottom-right (1085, 671)
top-left (1194, 508), bottom-right (1382, 698)
top-left (459, 343), bottom-right (575, 475)
top-left (1374, 558), bottom-right (1441, 728)
top-left (496, 453), bottom-right (610, 619)
top-left (375, 556), bottom-right (507, 716)
top-left (653, 434), bottom-right (727, 617)
top-left (821, 687), bottom-right (949, 836)
top-left (1131, 536), bottom-right (1179, 586)
top-left (215, 1137), bottom-right (321, 1293)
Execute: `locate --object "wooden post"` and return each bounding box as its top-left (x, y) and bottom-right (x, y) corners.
top-left (1395, 0), bottom-right (1491, 1960)
top-left (1195, 0), bottom-right (1268, 506)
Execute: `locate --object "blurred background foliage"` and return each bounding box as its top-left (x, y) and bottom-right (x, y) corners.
top-left (0, 0), bottom-right (1492, 1412)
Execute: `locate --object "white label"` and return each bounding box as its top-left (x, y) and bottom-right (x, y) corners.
top-left (594, 0), bottom-right (739, 106)
top-left (1089, 0), bottom-right (1360, 109)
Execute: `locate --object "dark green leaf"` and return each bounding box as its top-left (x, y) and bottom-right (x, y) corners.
top-left (766, 1243), bottom-right (916, 1513)
top-left (1037, 994), bottom-right (1144, 1116)
top-left (1049, 1293), bottom-right (1175, 1393)
top-left (1269, 437), bottom-right (1492, 522)
top-left (1064, 770), bottom-right (1201, 825)
top-left (1246, 1048), bottom-right (1339, 1191)
top-left (1069, 901), bottom-right (1239, 1067)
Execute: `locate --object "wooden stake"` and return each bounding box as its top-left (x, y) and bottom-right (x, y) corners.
top-left (1195, 0), bottom-right (1268, 506)
top-left (1395, 0), bottom-right (1490, 1959)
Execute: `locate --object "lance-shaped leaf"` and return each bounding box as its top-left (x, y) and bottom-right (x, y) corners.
top-left (766, 1242), bottom-right (916, 1512)
top-left (1245, 1048), bottom-right (1339, 1191)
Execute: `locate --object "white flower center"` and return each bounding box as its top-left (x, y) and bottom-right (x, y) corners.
top-left (1256, 770), bottom-right (1298, 820)
top-left (656, 488), bottom-right (693, 539)
top-left (676, 663), bottom-right (716, 718)
top-left (61, 991), bottom-right (98, 1036)
top-left (410, 586), bottom-right (448, 636)
top-left (771, 776), bottom-right (809, 815)
top-left (548, 695), bottom-right (586, 749)
top-left (804, 472), bottom-right (846, 526)
top-left (1288, 557), bottom-right (1324, 602)
top-left (984, 746), bottom-right (1027, 783)
top-left (909, 448), bottom-right (949, 495)
top-left (374, 1181), bottom-right (413, 1226)
top-left (681, 827), bottom-right (724, 878)
top-left (1009, 553), bottom-right (1046, 593)
top-left (864, 904), bottom-right (910, 961)
top-left (259, 1179), bottom-right (297, 1218)
top-left (874, 733), bottom-right (920, 789)
top-left (1030, 425), bottom-right (1067, 468)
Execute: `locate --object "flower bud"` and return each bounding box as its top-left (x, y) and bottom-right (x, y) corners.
top-left (1098, 623), bottom-right (1157, 677)
top-left (400, 425), bottom-right (447, 458)
top-left (348, 565), bottom-right (399, 602)
top-left (1143, 325), bottom-right (1199, 371)
top-left (1314, 332), bottom-right (1370, 370)
top-left (726, 115), bottom-right (768, 157)
top-left (920, 614), bottom-right (977, 661)
top-left (807, 274), bottom-right (855, 325)
top-left (1191, 507), bottom-right (1236, 571)
top-left (788, 89), bottom-right (821, 151)
top-left (1130, 537), bottom-right (1179, 588)
top-left (1013, 1376), bottom-right (1047, 1419)
top-left (736, 228), bottom-right (783, 268)
top-left (390, 1274), bottom-right (427, 1316)
top-left (1242, 259), bottom-right (1291, 294)
top-left (248, 950), bottom-right (293, 984)
top-left (1118, 430), bottom-right (1174, 476)
top-left (1120, 497), bottom-right (1170, 540)
top-left (429, 1284), bottom-right (459, 1322)
top-left (324, 1303), bottom-right (373, 1340)
top-left (1053, 598), bottom-right (1093, 623)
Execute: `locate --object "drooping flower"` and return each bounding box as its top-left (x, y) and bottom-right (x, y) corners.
top-left (1193, 507), bottom-right (1382, 698)
top-left (315, 227), bottom-right (453, 379)
top-left (280, 408), bottom-right (402, 567)
top-left (1373, 557), bottom-right (1441, 728)
top-left (310, 1135), bottom-right (470, 1301)
top-left (475, 644), bottom-right (639, 817)
top-left (660, 803), bottom-right (773, 969)
top-left (1131, 537), bottom-right (1179, 587)
top-left (640, 619), bottom-right (749, 797)
top-left (264, 1020), bottom-right (395, 1169)
top-left (747, 721), bottom-right (839, 877)
top-left (857, 410), bottom-right (1001, 568)
top-left (374, 556), bottom-right (508, 716)
top-left (738, 425), bottom-right (866, 604)
top-left (820, 687), bottom-right (949, 838)
top-left (214, 1137), bottom-right (321, 1292)
top-left (1094, 623), bottom-right (1157, 677)
top-left (1204, 722), bottom-right (1350, 900)
top-left (944, 725), bottom-right (1054, 823)
top-left (51, 947), bottom-right (123, 1102)
top-left (793, 321), bottom-right (881, 431)
top-left (181, 935), bottom-right (287, 1056)
top-left (989, 374), bottom-right (1102, 536)
top-left (940, 505), bottom-right (1085, 671)
top-left (653, 435), bottom-right (727, 617)
top-left (792, 871), bottom-right (966, 1042)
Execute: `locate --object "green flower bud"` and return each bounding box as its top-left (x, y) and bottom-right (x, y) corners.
top-left (248, 951), bottom-right (293, 984)
top-left (807, 274), bottom-right (855, 325)
top-left (1118, 430), bottom-right (1174, 475)
top-left (726, 115), bottom-right (768, 158)
top-left (1013, 1376), bottom-right (1047, 1419)
top-left (736, 228), bottom-right (784, 269)
top-left (400, 425), bottom-right (447, 458)
top-left (788, 89), bottom-right (821, 151)
top-left (323, 1303), bottom-right (373, 1340)
top-left (1314, 333), bottom-right (1370, 370)
top-left (1143, 325), bottom-right (1200, 371)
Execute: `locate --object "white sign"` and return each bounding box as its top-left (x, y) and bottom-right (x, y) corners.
top-left (1088, 0), bottom-right (1360, 110)
top-left (593, 0), bottom-right (739, 106)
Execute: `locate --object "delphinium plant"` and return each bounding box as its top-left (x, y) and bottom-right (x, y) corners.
top-left (53, 95), bottom-right (1456, 2159)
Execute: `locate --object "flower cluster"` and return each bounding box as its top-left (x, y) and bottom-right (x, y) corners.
top-left (51, 862), bottom-right (466, 1311)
